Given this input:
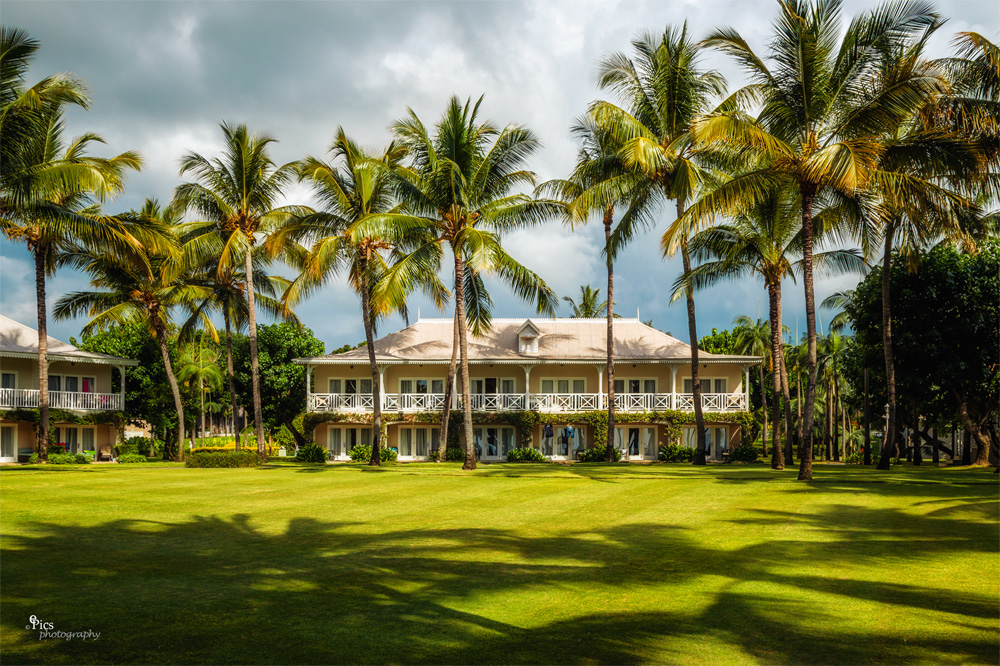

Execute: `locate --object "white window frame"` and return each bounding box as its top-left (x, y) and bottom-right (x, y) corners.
top-left (396, 425), bottom-right (439, 459)
top-left (0, 424), bottom-right (18, 461)
top-left (615, 425), bottom-right (658, 460)
top-left (473, 425), bottom-right (517, 460)
top-left (50, 374), bottom-right (98, 393)
top-left (399, 377), bottom-right (446, 394)
top-left (52, 425), bottom-right (97, 453)
top-left (326, 426), bottom-right (372, 459)
top-left (539, 377), bottom-right (587, 394)
top-left (614, 377), bottom-right (657, 394)
top-left (1, 370), bottom-right (18, 389)
top-left (682, 377), bottom-right (728, 393)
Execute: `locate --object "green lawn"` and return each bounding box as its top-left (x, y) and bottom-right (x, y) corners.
top-left (1, 462), bottom-right (996, 665)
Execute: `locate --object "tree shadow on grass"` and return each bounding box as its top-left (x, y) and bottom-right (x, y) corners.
top-left (2, 485), bottom-right (997, 666)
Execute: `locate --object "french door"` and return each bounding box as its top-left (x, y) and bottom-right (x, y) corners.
top-left (397, 426), bottom-right (439, 459)
top-left (614, 426), bottom-right (657, 460)
top-left (327, 426), bottom-right (371, 460)
top-left (540, 425), bottom-right (587, 459)
top-left (0, 425), bottom-right (16, 462)
top-left (473, 426), bottom-right (515, 461)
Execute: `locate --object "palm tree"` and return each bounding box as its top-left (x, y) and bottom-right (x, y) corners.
top-left (589, 24), bottom-right (728, 465)
top-left (563, 285), bottom-right (609, 318)
top-left (176, 339), bottom-right (224, 447)
top-left (179, 243), bottom-right (295, 449)
top-left (378, 96), bottom-right (559, 470)
top-left (1, 28), bottom-right (143, 460)
top-left (174, 122), bottom-right (305, 461)
top-left (272, 129), bottom-right (446, 467)
top-left (732, 316), bottom-right (773, 458)
top-left (822, 290), bottom-right (856, 334)
top-left (678, 189), bottom-right (865, 468)
top-left (675, 0), bottom-right (944, 479)
top-left (53, 199), bottom-right (200, 460)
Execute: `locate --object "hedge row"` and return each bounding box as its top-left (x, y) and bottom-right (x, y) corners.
top-left (185, 451), bottom-right (262, 468)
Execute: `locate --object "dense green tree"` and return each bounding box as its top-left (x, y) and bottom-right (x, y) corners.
top-left (847, 240), bottom-right (999, 465)
top-left (232, 322), bottom-right (324, 447)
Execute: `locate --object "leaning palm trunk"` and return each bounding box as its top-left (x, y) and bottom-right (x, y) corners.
top-left (681, 230), bottom-right (707, 464)
top-left (224, 311), bottom-right (241, 450)
top-left (437, 314), bottom-right (459, 461)
top-left (244, 247), bottom-right (266, 460)
top-left (759, 364), bottom-right (768, 456)
top-left (34, 248), bottom-right (50, 461)
top-left (877, 226), bottom-right (897, 471)
top-left (199, 376), bottom-right (205, 447)
top-left (767, 282), bottom-right (783, 470)
top-left (154, 321), bottom-right (185, 462)
top-left (776, 288), bottom-right (794, 465)
top-left (604, 209), bottom-right (617, 462)
top-left (455, 254), bottom-right (476, 471)
top-left (797, 185), bottom-right (819, 480)
top-left (360, 272), bottom-right (382, 467)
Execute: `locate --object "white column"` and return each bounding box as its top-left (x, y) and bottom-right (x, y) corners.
top-left (595, 365), bottom-right (605, 410)
top-left (523, 365), bottom-right (533, 410)
top-left (305, 364), bottom-right (313, 411)
top-left (119, 365), bottom-right (126, 410)
top-left (744, 366), bottom-right (750, 410)
top-left (670, 366), bottom-right (678, 410)
top-left (378, 366), bottom-right (386, 412)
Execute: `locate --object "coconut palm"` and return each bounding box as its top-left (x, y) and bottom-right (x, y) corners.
top-left (588, 24), bottom-right (729, 465)
top-left (822, 290), bottom-right (856, 334)
top-left (271, 129), bottom-right (447, 466)
top-left (677, 188), bottom-right (865, 467)
top-left (52, 199), bottom-right (201, 460)
top-left (1, 29), bottom-right (144, 460)
top-left (176, 339), bottom-right (224, 447)
top-left (174, 122), bottom-right (306, 460)
top-left (674, 0), bottom-right (944, 479)
top-left (179, 243), bottom-right (295, 449)
top-left (732, 316), bottom-right (774, 458)
top-left (563, 285), bottom-right (610, 318)
top-left (377, 96), bottom-right (559, 470)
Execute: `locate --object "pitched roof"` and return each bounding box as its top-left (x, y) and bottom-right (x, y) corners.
top-left (0, 315), bottom-right (138, 366)
top-left (297, 318), bottom-right (761, 365)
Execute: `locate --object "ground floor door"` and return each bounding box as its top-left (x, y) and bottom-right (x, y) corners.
top-left (540, 425), bottom-right (587, 460)
top-left (52, 426), bottom-right (96, 455)
top-left (0, 425), bottom-right (16, 462)
top-left (397, 426), bottom-right (439, 460)
top-left (474, 426), bottom-right (515, 461)
top-left (682, 426), bottom-right (728, 460)
top-left (614, 426), bottom-right (657, 460)
top-left (327, 426), bottom-right (371, 460)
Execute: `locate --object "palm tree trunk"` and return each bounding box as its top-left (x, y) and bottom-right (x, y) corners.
top-left (359, 270), bottom-right (382, 467)
top-left (199, 375), bottom-right (205, 448)
top-left (877, 226), bottom-right (897, 471)
top-left (796, 368), bottom-right (803, 456)
top-left (863, 369), bottom-right (871, 465)
top-left (681, 231), bottom-right (707, 465)
top-left (825, 384), bottom-right (833, 460)
top-left (798, 183), bottom-right (819, 481)
top-left (437, 313), bottom-right (459, 461)
top-left (154, 320), bottom-right (185, 462)
top-left (759, 364), bottom-right (768, 456)
top-left (604, 209), bottom-right (616, 462)
top-left (912, 405), bottom-right (922, 466)
top-left (776, 287), bottom-right (793, 466)
top-left (455, 252), bottom-right (476, 471)
top-left (34, 247), bottom-right (50, 462)
top-left (767, 282), bottom-right (783, 470)
top-left (244, 247), bottom-right (266, 460)
top-left (833, 380), bottom-right (841, 462)
top-left (224, 310), bottom-right (240, 450)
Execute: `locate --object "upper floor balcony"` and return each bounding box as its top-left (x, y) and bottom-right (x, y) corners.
top-left (306, 391), bottom-right (747, 414)
top-left (0, 388), bottom-right (123, 411)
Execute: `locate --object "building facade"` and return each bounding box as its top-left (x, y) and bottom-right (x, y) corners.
top-left (0, 315), bottom-right (137, 462)
top-left (297, 318), bottom-right (761, 462)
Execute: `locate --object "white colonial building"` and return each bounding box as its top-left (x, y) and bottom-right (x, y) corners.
top-left (296, 317), bottom-right (761, 462)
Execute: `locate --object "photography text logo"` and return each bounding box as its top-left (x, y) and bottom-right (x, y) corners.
top-left (26, 615), bottom-right (100, 641)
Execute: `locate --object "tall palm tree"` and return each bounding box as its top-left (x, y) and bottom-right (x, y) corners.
top-left (378, 96), bottom-right (559, 470)
top-left (174, 122), bottom-right (305, 461)
top-left (588, 24), bottom-right (728, 465)
top-left (732, 316), bottom-right (773, 458)
top-left (176, 339), bottom-right (224, 447)
top-left (1, 29), bottom-right (143, 460)
top-left (822, 289), bottom-right (856, 334)
top-left (678, 189), bottom-right (865, 468)
top-left (272, 129), bottom-right (446, 467)
top-left (179, 242), bottom-right (295, 449)
top-left (675, 0), bottom-right (943, 479)
top-left (53, 199), bottom-right (200, 460)
top-left (563, 285), bottom-right (609, 318)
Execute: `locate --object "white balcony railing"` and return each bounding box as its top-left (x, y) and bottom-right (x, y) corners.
top-left (306, 391), bottom-right (747, 413)
top-left (0, 388), bottom-right (122, 411)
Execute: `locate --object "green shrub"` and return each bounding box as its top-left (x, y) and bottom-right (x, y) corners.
top-left (428, 447), bottom-right (466, 462)
top-left (117, 453), bottom-right (147, 463)
top-left (184, 451), bottom-right (262, 468)
top-left (74, 453), bottom-right (91, 464)
top-left (659, 444), bottom-right (696, 463)
top-left (273, 426), bottom-right (296, 449)
top-left (48, 453), bottom-right (82, 464)
top-left (727, 444), bottom-right (760, 463)
top-left (844, 449), bottom-right (866, 465)
top-left (505, 447), bottom-right (547, 463)
top-left (348, 444), bottom-right (397, 463)
top-left (577, 446), bottom-right (622, 463)
top-left (295, 444), bottom-right (327, 463)
top-left (27, 453), bottom-right (38, 464)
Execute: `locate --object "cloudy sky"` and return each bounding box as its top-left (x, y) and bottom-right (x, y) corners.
top-left (2, 0), bottom-right (995, 351)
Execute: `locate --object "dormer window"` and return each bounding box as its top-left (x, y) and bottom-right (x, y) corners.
top-left (518, 320), bottom-right (540, 354)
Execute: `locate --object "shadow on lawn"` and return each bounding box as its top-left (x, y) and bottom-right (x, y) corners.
top-left (2, 487), bottom-right (997, 664)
